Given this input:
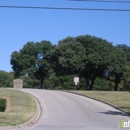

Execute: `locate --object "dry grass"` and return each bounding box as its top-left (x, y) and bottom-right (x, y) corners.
top-left (67, 91), bottom-right (130, 114)
top-left (0, 88), bottom-right (36, 126)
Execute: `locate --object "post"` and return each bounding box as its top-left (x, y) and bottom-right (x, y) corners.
top-left (13, 79), bottom-right (23, 124)
top-left (74, 77), bottom-right (79, 91)
top-left (16, 86), bottom-right (18, 123)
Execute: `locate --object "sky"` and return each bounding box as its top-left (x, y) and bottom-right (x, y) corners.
top-left (0, 0), bottom-right (130, 72)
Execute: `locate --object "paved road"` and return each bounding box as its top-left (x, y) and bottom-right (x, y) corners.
top-left (10, 89), bottom-right (130, 130)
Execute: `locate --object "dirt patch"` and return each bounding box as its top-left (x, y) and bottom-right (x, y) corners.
top-left (0, 97), bottom-right (10, 112)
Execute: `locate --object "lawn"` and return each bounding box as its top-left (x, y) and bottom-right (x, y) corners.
top-left (0, 88), bottom-right (36, 126)
top-left (67, 91), bottom-right (130, 115)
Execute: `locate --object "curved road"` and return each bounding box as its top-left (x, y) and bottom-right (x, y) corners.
top-left (16, 89), bottom-right (129, 130)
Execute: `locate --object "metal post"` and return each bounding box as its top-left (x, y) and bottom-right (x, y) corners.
top-left (16, 87), bottom-right (18, 123)
top-left (14, 79), bottom-right (23, 124)
top-left (16, 83), bottom-right (19, 124)
top-left (75, 82), bottom-right (77, 91)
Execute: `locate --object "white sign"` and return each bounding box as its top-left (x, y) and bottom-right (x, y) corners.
top-left (74, 77), bottom-right (79, 85)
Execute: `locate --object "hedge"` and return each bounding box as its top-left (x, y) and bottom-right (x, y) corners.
top-left (0, 98), bottom-right (6, 112)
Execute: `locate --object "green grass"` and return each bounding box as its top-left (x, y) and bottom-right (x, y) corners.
top-left (0, 88), bottom-right (36, 126)
top-left (67, 91), bottom-right (130, 114)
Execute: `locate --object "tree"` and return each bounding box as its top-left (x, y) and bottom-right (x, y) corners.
top-left (107, 47), bottom-right (127, 91)
top-left (76, 35), bottom-right (114, 90)
top-left (116, 44), bottom-right (130, 61)
top-left (10, 51), bottom-right (22, 78)
top-left (31, 41), bottom-right (54, 89)
top-left (0, 70), bottom-right (14, 87)
top-left (51, 35), bottom-right (116, 90)
top-left (51, 37), bottom-right (86, 76)
top-left (116, 44), bottom-right (130, 91)
top-left (10, 41), bottom-right (54, 89)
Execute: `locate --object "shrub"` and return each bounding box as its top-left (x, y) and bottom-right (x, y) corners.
top-left (93, 78), bottom-right (111, 91)
top-left (0, 98), bottom-right (7, 112)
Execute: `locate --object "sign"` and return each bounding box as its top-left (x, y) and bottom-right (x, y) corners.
top-left (74, 77), bottom-right (79, 85)
top-left (13, 79), bottom-right (23, 89)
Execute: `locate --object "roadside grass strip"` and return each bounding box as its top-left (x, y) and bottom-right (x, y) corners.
top-left (67, 91), bottom-right (130, 115)
top-left (0, 88), bottom-right (36, 126)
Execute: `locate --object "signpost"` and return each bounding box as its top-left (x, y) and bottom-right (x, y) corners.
top-left (74, 77), bottom-right (79, 90)
top-left (13, 79), bottom-right (23, 123)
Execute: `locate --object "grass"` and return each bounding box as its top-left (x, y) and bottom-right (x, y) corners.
top-left (0, 88), bottom-right (36, 126)
top-left (67, 90), bottom-right (130, 115)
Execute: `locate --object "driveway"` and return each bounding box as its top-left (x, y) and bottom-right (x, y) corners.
top-left (5, 89), bottom-right (130, 130)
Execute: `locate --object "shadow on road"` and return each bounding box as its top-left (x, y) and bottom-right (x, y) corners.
top-left (98, 110), bottom-right (130, 117)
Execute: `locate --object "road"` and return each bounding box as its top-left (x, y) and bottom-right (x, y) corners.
top-left (13, 89), bottom-right (130, 130)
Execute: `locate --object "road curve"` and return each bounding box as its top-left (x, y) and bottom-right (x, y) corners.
top-left (15, 89), bottom-right (130, 130)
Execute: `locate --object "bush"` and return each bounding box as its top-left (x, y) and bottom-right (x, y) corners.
top-left (78, 77), bottom-right (86, 90)
top-left (21, 76), bottom-right (40, 88)
top-left (0, 98), bottom-right (6, 112)
top-left (44, 75), bottom-right (76, 90)
top-left (93, 78), bottom-right (111, 91)
top-left (44, 74), bottom-right (83, 90)
top-left (0, 71), bottom-right (14, 88)
top-left (121, 82), bottom-right (130, 91)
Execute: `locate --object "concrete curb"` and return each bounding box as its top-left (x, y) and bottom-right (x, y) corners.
top-left (65, 91), bottom-right (130, 117)
top-left (0, 92), bottom-right (42, 130)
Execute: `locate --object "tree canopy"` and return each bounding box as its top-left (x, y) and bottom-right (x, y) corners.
top-left (10, 41), bottom-right (54, 89)
top-left (9, 35), bottom-right (129, 91)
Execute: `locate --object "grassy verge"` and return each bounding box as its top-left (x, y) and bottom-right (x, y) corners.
top-left (67, 91), bottom-right (130, 115)
top-left (0, 88), bottom-right (36, 126)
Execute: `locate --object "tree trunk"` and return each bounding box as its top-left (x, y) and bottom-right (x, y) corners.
top-left (39, 77), bottom-right (44, 89)
top-left (89, 78), bottom-right (95, 90)
top-left (114, 81), bottom-right (118, 91)
top-left (114, 73), bottom-right (122, 91)
top-left (85, 76), bottom-right (90, 90)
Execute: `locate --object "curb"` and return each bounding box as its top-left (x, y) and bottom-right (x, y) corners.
top-left (0, 92), bottom-right (42, 130)
top-left (65, 91), bottom-right (130, 117)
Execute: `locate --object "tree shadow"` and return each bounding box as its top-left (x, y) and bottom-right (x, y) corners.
top-left (98, 110), bottom-right (130, 117)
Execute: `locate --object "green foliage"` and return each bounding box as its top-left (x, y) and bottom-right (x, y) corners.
top-left (122, 82), bottom-right (130, 91)
top-left (57, 75), bottom-right (76, 90)
top-left (10, 41), bottom-right (54, 89)
top-left (0, 98), bottom-right (6, 112)
top-left (76, 35), bottom-right (115, 90)
top-left (51, 37), bottom-right (86, 76)
top-left (44, 75), bottom-right (86, 90)
top-left (21, 76), bottom-right (40, 88)
top-left (78, 78), bottom-right (86, 90)
top-left (93, 78), bottom-right (111, 91)
top-left (0, 71), bottom-right (14, 87)
top-left (116, 44), bottom-right (130, 91)
top-left (117, 44), bottom-right (130, 61)
top-left (10, 35), bottom-right (129, 91)
top-left (44, 75), bottom-right (60, 89)
top-left (107, 47), bottom-right (127, 91)
top-left (44, 75), bottom-right (76, 90)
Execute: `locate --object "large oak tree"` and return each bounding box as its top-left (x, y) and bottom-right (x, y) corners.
top-left (10, 41), bottom-right (54, 89)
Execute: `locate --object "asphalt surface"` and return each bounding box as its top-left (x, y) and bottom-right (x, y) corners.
top-left (4, 89), bottom-right (130, 130)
